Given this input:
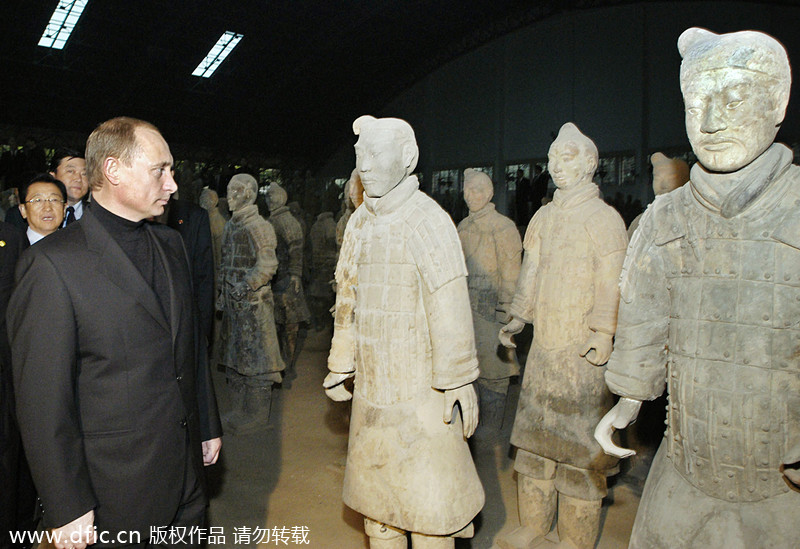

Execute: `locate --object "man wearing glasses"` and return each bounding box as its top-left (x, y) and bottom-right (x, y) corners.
top-left (17, 173), bottom-right (66, 244)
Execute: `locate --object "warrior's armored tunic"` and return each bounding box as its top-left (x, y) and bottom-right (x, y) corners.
top-left (328, 176), bottom-right (484, 535)
top-left (218, 204), bottom-right (284, 377)
top-left (606, 144), bottom-right (800, 547)
top-left (457, 203), bottom-right (522, 381)
top-left (269, 205), bottom-right (310, 324)
top-left (509, 183), bottom-right (627, 479)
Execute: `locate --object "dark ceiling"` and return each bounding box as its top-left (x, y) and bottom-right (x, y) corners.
top-left (1, 1), bottom-right (632, 169)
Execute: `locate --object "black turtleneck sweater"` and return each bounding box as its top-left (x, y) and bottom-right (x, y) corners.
top-left (89, 201), bottom-right (170, 322)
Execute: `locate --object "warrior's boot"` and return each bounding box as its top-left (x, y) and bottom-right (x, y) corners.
top-left (497, 475), bottom-right (556, 549)
top-left (366, 519), bottom-right (406, 549)
top-left (556, 494), bottom-right (601, 549)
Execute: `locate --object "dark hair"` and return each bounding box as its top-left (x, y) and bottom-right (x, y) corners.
top-left (48, 147), bottom-right (84, 173)
top-left (19, 173), bottom-right (67, 203)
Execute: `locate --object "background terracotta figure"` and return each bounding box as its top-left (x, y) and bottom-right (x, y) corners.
top-left (457, 168), bottom-right (522, 432)
top-left (324, 115), bottom-right (484, 548)
top-left (217, 173), bottom-right (284, 434)
top-left (336, 168), bottom-right (364, 249)
top-left (595, 28), bottom-right (800, 548)
top-left (627, 152), bottom-right (689, 237)
top-left (308, 210), bottom-right (338, 331)
top-left (268, 182), bottom-right (310, 369)
top-left (201, 187), bottom-right (228, 365)
top-left (498, 123), bottom-right (628, 549)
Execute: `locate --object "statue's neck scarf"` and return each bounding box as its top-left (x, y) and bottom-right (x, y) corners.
top-left (690, 143), bottom-right (793, 218)
top-left (552, 181), bottom-right (600, 210)
top-left (363, 175), bottom-right (419, 216)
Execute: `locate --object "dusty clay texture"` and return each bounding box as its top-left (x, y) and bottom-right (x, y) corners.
top-left (627, 153), bottom-right (689, 238)
top-left (217, 174), bottom-right (284, 433)
top-left (308, 211), bottom-right (338, 330)
top-left (457, 168), bottom-right (522, 430)
top-left (325, 115), bottom-right (484, 546)
top-left (498, 122), bottom-right (627, 549)
top-left (597, 28), bottom-right (800, 549)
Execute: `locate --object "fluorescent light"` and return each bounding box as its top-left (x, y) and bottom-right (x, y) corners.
top-left (192, 31), bottom-right (243, 78)
top-left (38, 0), bottom-right (89, 50)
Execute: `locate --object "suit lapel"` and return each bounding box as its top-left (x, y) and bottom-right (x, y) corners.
top-left (82, 209), bottom-right (170, 333)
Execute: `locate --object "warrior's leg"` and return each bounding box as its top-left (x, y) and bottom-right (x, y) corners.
top-left (409, 532), bottom-right (454, 549)
top-left (222, 368), bottom-right (248, 431)
top-left (554, 464), bottom-right (606, 549)
top-left (497, 452), bottom-right (556, 549)
top-left (365, 518), bottom-right (406, 549)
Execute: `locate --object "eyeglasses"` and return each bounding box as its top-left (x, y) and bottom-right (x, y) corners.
top-left (25, 197), bottom-right (65, 207)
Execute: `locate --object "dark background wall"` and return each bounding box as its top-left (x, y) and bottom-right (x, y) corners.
top-left (319, 1), bottom-right (800, 216)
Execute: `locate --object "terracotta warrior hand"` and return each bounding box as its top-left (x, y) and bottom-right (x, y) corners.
top-left (290, 274), bottom-right (302, 293)
top-left (782, 444), bottom-right (800, 485)
top-left (580, 331), bottom-right (613, 366)
top-left (593, 397), bottom-right (642, 459)
top-left (230, 281), bottom-right (249, 301)
top-left (323, 371), bottom-right (355, 401)
top-left (499, 317), bottom-right (526, 349)
top-left (443, 384), bottom-right (478, 438)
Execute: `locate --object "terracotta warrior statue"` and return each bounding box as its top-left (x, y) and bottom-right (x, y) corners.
top-left (217, 174), bottom-right (284, 433)
top-left (200, 187), bottom-right (227, 273)
top-left (324, 115), bottom-right (484, 548)
top-left (595, 28), bottom-right (800, 548)
top-left (627, 152), bottom-right (689, 237)
top-left (308, 210), bottom-right (338, 331)
top-left (457, 168), bottom-right (522, 432)
top-left (267, 182), bottom-right (310, 367)
top-left (498, 123), bottom-right (628, 549)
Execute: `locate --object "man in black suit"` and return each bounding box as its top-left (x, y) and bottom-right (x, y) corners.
top-left (159, 196), bottom-right (214, 342)
top-left (0, 221), bottom-right (35, 549)
top-left (49, 148), bottom-right (90, 226)
top-left (9, 117), bottom-right (222, 548)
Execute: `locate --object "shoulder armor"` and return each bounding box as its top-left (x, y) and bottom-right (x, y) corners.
top-left (585, 200), bottom-right (628, 257)
top-left (650, 190), bottom-right (686, 246)
top-left (405, 192), bottom-right (467, 293)
top-left (522, 206), bottom-right (547, 249)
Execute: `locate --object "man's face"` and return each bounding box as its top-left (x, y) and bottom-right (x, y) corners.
top-left (683, 69), bottom-right (784, 172)
top-left (355, 131), bottom-right (408, 198)
top-left (226, 181), bottom-right (250, 212)
top-left (547, 140), bottom-right (594, 190)
top-left (19, 182), bottom-right (65, 236)
top-left (114, 128), bottom-right (177, 221)
top-left (51, 156), bottom-right (88, 205)
top-left (463, 181), bottom-right (491, 212)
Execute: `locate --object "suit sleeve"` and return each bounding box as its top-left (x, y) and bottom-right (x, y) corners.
top-left (9, 249), bottom-right (97, 528)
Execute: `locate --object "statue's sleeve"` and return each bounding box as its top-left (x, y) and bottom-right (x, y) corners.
top-left (245, 220), bottom-right (279, 291)
top-left (496, 217), bottom-right (523, 308)
top-left (508, 208), bottom-right (545, 323)
top-left (604, 205), bottom-right (671, 401)
top-left (587, 206), bottom-right (628, 335)
top-left (327, 212), bottom-right (360, 375)
top-left (410, 204), bottom-right (479, 389)
top-left (285, 217), bottom-right (305, 278)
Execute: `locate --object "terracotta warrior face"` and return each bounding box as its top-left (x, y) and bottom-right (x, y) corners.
top-left (547, 139), bottom-right (595, 191)
top-left (683, 68), bottom-right (785, 173)
top-left (355, 130), bottom-right (410, 199)
top-left (463, 180), bottom-right (492, 212)
top-left (226, 180), bottom-right (251, 212)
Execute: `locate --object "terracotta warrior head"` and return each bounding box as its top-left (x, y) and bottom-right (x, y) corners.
top-left (267, 181), bottom-right (288, 212)
top-left (227, 173), bottom-right (258, 212)
top-left (548, 122), bottom-right (598, 191)
top-left (679, 28), bottom-right (791, 173)
top-left (345, 167), bottom-right (365, 209)
top-left (199, 187), bottom-right (219, 210)
top-left (650, 153), bottom-right (689, 195)
top-left (353, 115), bottom-right (419, 199)
top-left (462, 168), bottom-right (493, 213)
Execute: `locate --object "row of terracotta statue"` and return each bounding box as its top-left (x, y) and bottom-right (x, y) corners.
top-left (214, 27), bottom-right (799, 549)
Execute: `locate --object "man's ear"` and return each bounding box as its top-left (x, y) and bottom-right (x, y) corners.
top-left (104, 157), bottom-right (121, 186)
top-left (18, 203), bottom-right (27, 220)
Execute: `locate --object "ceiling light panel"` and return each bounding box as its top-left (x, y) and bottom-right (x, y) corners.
top-left (38, 0), bottom-right (89, 50)
top-left (192, 31), bottom-right (244, 78)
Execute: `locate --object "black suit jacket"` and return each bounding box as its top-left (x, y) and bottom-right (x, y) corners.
top-left (165, 199), bottom-right (214, 340)
top-left (8, 208), bottom-right (221, 534)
